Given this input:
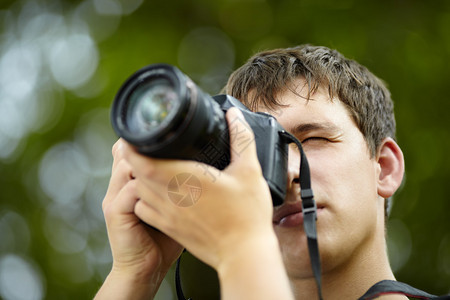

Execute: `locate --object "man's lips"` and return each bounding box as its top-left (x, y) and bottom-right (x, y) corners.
top-left (273, 202), bottom-right (324, 227)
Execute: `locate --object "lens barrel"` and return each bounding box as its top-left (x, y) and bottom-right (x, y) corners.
top-left (111, 64), bottom-right (230, 169)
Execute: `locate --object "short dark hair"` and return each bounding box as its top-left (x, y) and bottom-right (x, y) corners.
top-left (223, 45), bottom-right (396, 157)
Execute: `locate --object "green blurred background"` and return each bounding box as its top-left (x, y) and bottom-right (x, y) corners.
top-left (0, 0), bottom-right (449, 299)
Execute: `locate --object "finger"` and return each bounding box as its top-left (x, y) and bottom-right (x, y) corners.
top-left (103, 180), bottom-right (139, 226)
top-left (122, 141), bottom-right (201, 186)
top-left (112, 139), bottom-right (136, 177)
top-left (134, 198), bottom-right (166, 231)
top-left (103, 159), bottom-right (134, 210)
top-left (112, 139), bottom-right (126, 170)
top-left (134, 176), bottom-right (169, 212)
top-left (225, 108), bottom-right (260, 168)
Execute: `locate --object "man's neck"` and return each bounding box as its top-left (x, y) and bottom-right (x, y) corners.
top-left (289, 232), bottom-right (397, 300)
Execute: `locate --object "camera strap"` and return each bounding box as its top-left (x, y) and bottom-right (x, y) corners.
top-left (358, 280), bottom-right (450, 299)
top-left (175, 251), bottom-right (192, 300)
top-left (280, 130), bottom-right (323, 300)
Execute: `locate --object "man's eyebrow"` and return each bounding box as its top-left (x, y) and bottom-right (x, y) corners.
top-left (290, 122), bottom-right (341, 135)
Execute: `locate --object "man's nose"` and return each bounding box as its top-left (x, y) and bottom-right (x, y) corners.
top-left (286, 146), bottom-right (300, 191)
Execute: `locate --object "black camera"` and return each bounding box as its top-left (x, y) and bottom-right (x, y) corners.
top-left (111, 64), bottom-right (290, 206)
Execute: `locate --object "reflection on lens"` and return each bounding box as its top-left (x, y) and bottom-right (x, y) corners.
top-left (126, 79), bottom-right (178, 134)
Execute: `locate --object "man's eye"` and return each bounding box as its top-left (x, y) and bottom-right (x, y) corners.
top-left (301, 137), bottom-right (328, 144)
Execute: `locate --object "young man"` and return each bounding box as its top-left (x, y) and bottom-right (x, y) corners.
top-left (96, 45), bottom-right (418, 299)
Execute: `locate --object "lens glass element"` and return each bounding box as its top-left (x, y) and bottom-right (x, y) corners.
top-left (126, 78), bottom-right (178, 135)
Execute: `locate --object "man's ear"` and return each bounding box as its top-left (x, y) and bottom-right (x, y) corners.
top-left (376, 137), bottom-right (405, 198)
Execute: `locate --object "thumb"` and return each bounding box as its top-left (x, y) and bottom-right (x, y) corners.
top-left (225, 107), bottom-right (259, 168)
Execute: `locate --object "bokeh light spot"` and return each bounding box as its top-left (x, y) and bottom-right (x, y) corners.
top-left (44, 211), bottom-right (88, 254)
top-left (0, 44), bottom-right (41, 99)
top-left (0, 254), bottom-right (44, 300)
top-left (38, 142), bottom-right (89, 204)
top-left (49, 33), bottom-right (99, 90)
top-left (94, 0), bottom-right (122, 16)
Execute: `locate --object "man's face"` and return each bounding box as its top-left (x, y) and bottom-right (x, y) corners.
top-left (263, 80), bottom-right (384, 279)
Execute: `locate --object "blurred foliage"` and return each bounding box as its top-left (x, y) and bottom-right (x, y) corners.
top-left (0, 0), bottom-right (449, 299)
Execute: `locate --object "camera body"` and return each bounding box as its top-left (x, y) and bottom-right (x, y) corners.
top-left (111, 64), bottom-right (289, 206)
top-left (210, 94), bottom-right (289, 206)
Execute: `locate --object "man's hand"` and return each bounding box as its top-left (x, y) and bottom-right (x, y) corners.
top-left (123, 108), bottom-right (272, 268)
top-left (95, 139), bottom-right (183, 300)
top-left (123, 108), bottom-right (294, 299)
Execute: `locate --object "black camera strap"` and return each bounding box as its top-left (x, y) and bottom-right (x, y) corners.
top-left (358, 280), bottom-right (450, 299)
top-left (280, 130), bottom-right (323, 300)
top-left (175, 252), bottom-right (192, 300)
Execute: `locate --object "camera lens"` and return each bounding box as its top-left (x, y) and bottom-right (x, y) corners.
top-left (111, 64), bottom-right (230, 168)
top-left (126, 79), bottom-right (178, 135)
